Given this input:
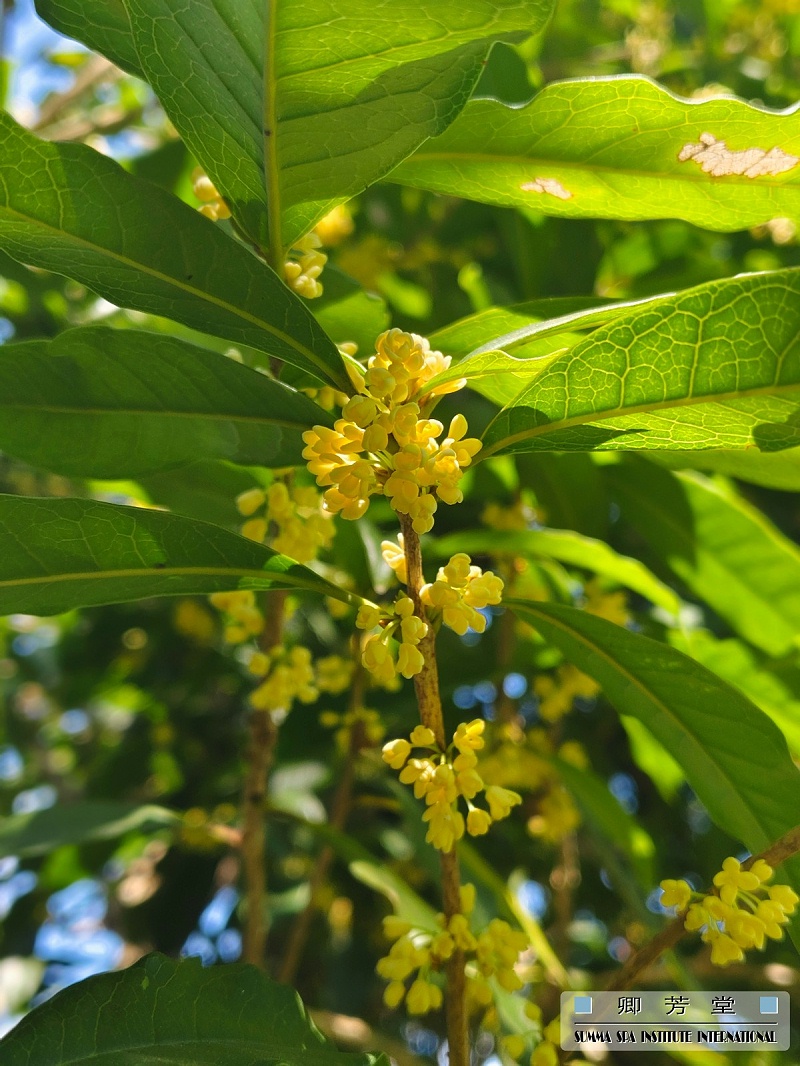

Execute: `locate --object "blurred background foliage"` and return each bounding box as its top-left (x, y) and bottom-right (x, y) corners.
top-left (0, 0), bottom-right (799, 1061)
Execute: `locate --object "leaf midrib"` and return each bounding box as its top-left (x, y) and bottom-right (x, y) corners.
top-left (481, 378), bottom-right (800, 456)
top-left (0, 204), bottom-right (331, 381)
top-left (402, 149), bottom-right (800, 191)
top-left (509, 601), bottom-right (776, 845)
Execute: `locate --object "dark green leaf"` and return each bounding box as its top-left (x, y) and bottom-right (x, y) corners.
top-left (0, 327), bottom-right (331, 478)
top-left (391, 77), bottom-right (800, 230)
top-left (0, 496), bottom-right (358, 615)
top-left (481, 270), bottom-right (800, 457)
top-left (0, 802), bottom-right (178, 858)
top-left (608, 462), bottom-right (800, 656)
top-left (0, 115), bottom-right (348, 389)
top-left (508, 600), bottom-right (800, 890)
top-left (0, 953), bottom-right (388, 1066)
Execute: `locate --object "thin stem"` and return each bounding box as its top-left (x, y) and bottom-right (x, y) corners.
top-left (399, 513), bottom-right (469, 1066)
top-left (608, 823), bottom-right (800, 991)
top-left (241, 587), bottom-right (288, 968)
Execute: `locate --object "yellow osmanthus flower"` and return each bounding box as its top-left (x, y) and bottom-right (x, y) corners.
top-left (382, 718), bottom-right (521, 853)
top-left (377, 883), bottom-right (527, 1016)
top-left (534, 664), bottom-right (600, 723)
top-left (527, 785), bottom-right (581, 844)
top-left (314, 203), bottom-right (354, 246)
top-left (209, 590), bottom-right (264, 644)
top-left (320, 706), bottom-right (384, 752)
top-left (249, 645), bottom-right (318, 713)
top-left (235, 482), bottom-right (335, 564)
top-left (284, 231), bottom-right (327, 299)
top-left (660, 856), bottom-right (798, 967)
top-left (356, 592), bottom-right (428, 685)
top-left (420, 553), bottom-right (504, 635)
top-left (584, 578), bottom-right (630, 627)
top-left (303, 329), bottom-right (479, 532)
top-left (191, 167), bottom-right (232, 221)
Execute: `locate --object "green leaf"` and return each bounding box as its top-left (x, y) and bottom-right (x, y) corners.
top-left (0, 114), bottom-right (348, 389)
top-left (391, 77), bottom-right (800, 230)
top-left (608, 461), bottom-right (800, 656)
top-left (430, 528), bottom-right (680, 613)
top-left (0, 327), bottom-right (332, 478)
top-left (0, 496), bottom-right (359, 616)
top-left (480, 269), bottom-right (800, 458)
top-left (120, 0), bottom-right (555, 249)
top-left (673, 629), bottom-right (800, 758)
top-left (507, 600), bottom-right (800, 890)
top-left (428, 295), bottom-right (609, 358)
top-left (423, 342), bottom-right (579, 407)
top-left (0, 802), bottom-right (178, 859)
top-left (35, 0), bottom-right (143, 77)
top-left (0, 953), bottom-right (388, 1066)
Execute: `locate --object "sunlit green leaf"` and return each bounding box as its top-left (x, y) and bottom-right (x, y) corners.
top-left (118, 0), bottom-right (554, 250)
top-left (0, 496), bottom-right (359, 615)
top-left (0, 327), bottom-right (331, 478)
top-left (481, 270), bottom-right (800, 457)
top-left (608, 461), bottom-right (800, 656)
top-left (392, 77), bottom-right (800, 229)
top-left (35, 0), bottom-right (142, 76)
top-left (0, 115), bottom-right (348, 389)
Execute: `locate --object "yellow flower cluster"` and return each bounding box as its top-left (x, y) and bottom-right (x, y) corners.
top-left (191, 167), bottom-right (231, 221)
top-left (313, 203), bottom-right (354, 247)
top-left (248, 645), bottom-right (318, 713)
top-left (284, 232), bottom-right (327, 299)
top-left (478, 732), bottom-right (586, 846)
top-left (534, 664), bottom-right (600, 722)
top-left (315, 654), bottom-right (355, 695)
top-left (420, 553), bottom-right (504, 635)
top-left (320, 706), bottom-right (384, 752)
top-left (660, 856), bottom-right (799, 966)
top-left (382, 720), bottom-right (521, 852)
top-left (584, 578), bottom-right (630, 627)
top-left (303, 329), bottom-right (479, 532)
top-left (377, 884), bottom-right (528, 1014)
top-left (356, 594), bottom-right (428, 684)
top-left (236, 482), bottom-right (335, 564)
top-left (209, 590), bottom-right (264, 644)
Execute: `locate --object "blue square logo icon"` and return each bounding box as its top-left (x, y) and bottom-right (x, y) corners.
top-left (574, 996), bottom-right (593, 1015)
top-left (760, 996), bottom-right (779, 1015)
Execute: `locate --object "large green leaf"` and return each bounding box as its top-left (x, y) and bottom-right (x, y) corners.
top-left (608, 461), bottom-right (800, 656)
top-left (118, 0), bottom-right (554, 250)
top-left (0, 327), bottom-right (331, 478)
top-left (0, 953), bottom-right (388, 1066)
top-left (0, 496), bottom-right (358, 615)
top-left (0, 115), bottom-right (348, 389)
top-left (480, 269), bottom-right (800, 457)
top-left (391, 77), bottom-right (800, 230)
top-left (508, 600), bottom-right (800, 903)
top-left (674, 630), bottom-right (800, 758)
top-left (430, 528), bottom-right (680, 612)
top-left (0, 802), bottom-right (178, 858)
top-left (35, 0), bottom-right (143, 76)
